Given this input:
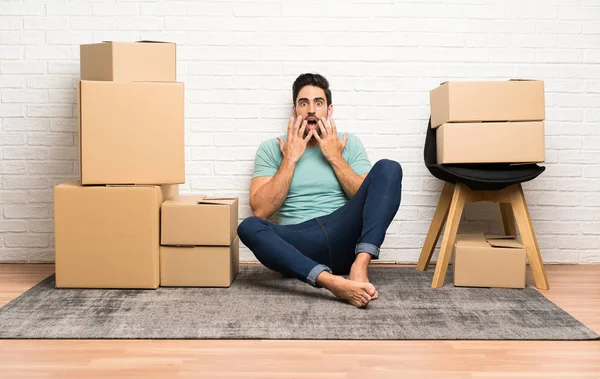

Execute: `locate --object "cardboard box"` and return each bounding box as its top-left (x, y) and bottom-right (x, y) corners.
top-left (161, 184), bottom-right (179, 201)
top-left (436, 121), bottom-right (545, 164)
top-left (453, 233), bottom-right (526, 289)
top-left (430, 80), bottom-right (545, 128)
top-left (160, 237), bottom-right (240, 287)
top-left (80, 41), bottom-right (176, 82)
top-left (78, 80), bottom-right (185, 185)
top-left (54, 181), bottom-right (162, 289)
top-left (161, 195), bottom-right (239, 246)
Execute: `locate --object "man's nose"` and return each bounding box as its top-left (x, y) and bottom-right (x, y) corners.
top-left (308, 103), bottom-right (316, 113)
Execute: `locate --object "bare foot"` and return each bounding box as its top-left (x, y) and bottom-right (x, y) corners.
top-left (317, 273), bottom-right (377, 308)
top-left (348, 262), bottom-right (379, 300)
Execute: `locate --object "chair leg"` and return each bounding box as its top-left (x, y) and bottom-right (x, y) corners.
top-left (417, 183), bottom-right (454, 271)
top-left (509, 184), bottom-right (550, 290)
top-left (431, 183), bottom-right (468, 288)
top-left (499, 203), bottom-right (517, 236)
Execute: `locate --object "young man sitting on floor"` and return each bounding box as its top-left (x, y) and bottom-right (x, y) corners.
top-left (238, 73), bottom-right (402, 308)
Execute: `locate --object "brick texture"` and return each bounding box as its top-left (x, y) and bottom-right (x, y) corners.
top-left (1, 1), bottom-right (599, 263)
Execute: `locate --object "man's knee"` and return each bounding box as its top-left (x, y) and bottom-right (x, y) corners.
top-left (237, 216), bottom-right (268, 243)
top-left (373, 159), bottom-right (403, 182)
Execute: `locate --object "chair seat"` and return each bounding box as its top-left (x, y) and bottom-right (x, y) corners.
top-left (427, 163), bottom-right (545, 191)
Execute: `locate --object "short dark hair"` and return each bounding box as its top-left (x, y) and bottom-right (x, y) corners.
top-left (292, 73), bottom-right (332, 107)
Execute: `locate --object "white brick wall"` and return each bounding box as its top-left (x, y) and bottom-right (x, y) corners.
top-left (1, 0), bottom-right (599, 264)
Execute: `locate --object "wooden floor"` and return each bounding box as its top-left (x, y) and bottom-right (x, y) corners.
top-left (0, 264), bottom-right (598, 379)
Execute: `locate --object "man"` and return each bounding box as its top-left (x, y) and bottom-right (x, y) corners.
top-left (238, 73), bottom-right (402, 308)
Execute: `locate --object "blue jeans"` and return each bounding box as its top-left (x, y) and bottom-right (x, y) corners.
top-left (237, 159), bottom-right (402, 287)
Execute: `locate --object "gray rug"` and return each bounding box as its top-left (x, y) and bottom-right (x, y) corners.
top-left (0, 266), bottom-right (598, 340)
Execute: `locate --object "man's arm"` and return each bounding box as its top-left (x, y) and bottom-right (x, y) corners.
top-left (249, 157), bottom-right (296, 220)
top-left (249, 116), bottom-right (311, 219)
top-left (328, 157), bottom-right (367, 198)
top-left (315, 117), bottom-right (368, 198)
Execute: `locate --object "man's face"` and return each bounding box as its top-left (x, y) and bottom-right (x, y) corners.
top-left (293, 85), bottom-right (333, 139)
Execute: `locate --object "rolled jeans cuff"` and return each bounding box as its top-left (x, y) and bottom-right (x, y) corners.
top-left (355, 242), bottom-right (380, 259)
top-left (307, 264), bottom-right (332, 288)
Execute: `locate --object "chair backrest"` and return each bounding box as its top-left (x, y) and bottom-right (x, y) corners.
top-left (423, 117), bottom-right (437, 168)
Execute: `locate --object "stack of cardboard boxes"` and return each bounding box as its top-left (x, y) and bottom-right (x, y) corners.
top-left (429, 79), bottom-right (546, 289)
top-left (54, 41), bottom-right (238, 289)
top-left (430, 80), bottom-right (545, 165)
top-left (160, 195), bottom-right (239, 287)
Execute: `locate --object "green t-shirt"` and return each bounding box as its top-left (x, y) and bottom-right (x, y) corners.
top-left (252, 132), bottom-right (372, 225)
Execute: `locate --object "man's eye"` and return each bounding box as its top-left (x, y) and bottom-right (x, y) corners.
top-left (316, 101), bottom-right (322, 106)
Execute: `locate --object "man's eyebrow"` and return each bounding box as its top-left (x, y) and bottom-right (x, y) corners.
top-left (297, 97), bottom-right (325, 103)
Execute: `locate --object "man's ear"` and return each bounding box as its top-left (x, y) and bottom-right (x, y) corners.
top-left (292, 106), bottom-right (297, 117)
top-left (327, 104), bottom-right (333, 118)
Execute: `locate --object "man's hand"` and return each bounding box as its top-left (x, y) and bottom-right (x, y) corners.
top-left (277, 116), bottom-right (312, 164)
top-left (315, 117), bottom-right (348, 163)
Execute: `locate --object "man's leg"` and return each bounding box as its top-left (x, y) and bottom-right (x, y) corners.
top-left (237, 217), bottom-right (329, 286)
top-left (319, 159), bottom-right (403, 296)
top-left (237, 216), bottom-right (377, 307)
